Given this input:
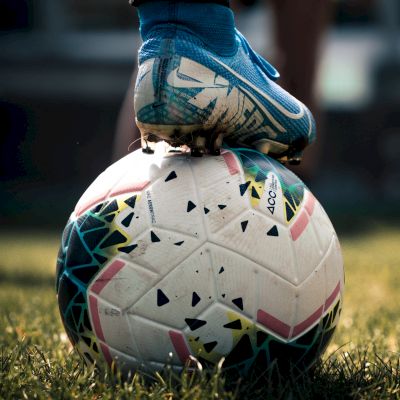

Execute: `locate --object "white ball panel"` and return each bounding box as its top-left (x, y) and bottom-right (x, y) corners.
top-left (211, 211), bottom-right (296, 283)
top-left (198, 179), bottom-right (248, 235)
top-left (256, 269), bottom-right (296, 332)
top-left (211, 244), bottom-right (262, 318)
top-left (129, 246), bottom-right (215, 329)
top-left (190, 153), bottom-right (241, 189)
top-left (93, 298), bottom-right (140, 359)
top-left (291, 213), bottom-right (324, 284)
top-left (148, 159), bottom-right (207, 238)
top-left (127, 316), bottom-right (182, 364)
top-left (292, 261), bottom-right (326, 333)
top-left (90, 260), bottom-right (158, 310)
top-left (309, 201), bottom-right (336, 256)
top-left (122, 228), bottom-right (203, 276)
top-left (323, 235), bottom-right (345, 297)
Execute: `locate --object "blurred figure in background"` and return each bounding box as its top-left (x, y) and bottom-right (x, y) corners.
top-left (269, 0), bottom-right (331, 179)
top-left (113, 0), bottom-right (331, 182)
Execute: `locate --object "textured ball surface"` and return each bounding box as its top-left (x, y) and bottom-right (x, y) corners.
top-left (56, 148), bottom-right (344, 374)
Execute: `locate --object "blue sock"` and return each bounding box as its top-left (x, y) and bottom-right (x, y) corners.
top-left (137, 1), bottom-right (236, 56)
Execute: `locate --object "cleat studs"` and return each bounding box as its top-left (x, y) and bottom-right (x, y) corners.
top-left (210, 133), bottom-right (224, 156)
top-left (210, 148), bottom-right (221, 156)
top-left (288, 150), bottom-right (303, 165)
top-left (194, 136), bottom-right (206, 150)
top-left (142, 146), bottom-right (155, 154)
top-left (141, 134), bottom-right (156, 154)
top-left (191, 148), bottom-right (203, 157)
top-left (289, 158), bottom-right (301, 166)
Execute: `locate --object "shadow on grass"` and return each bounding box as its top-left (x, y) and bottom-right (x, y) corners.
top-left (101, 350), bottom-right (400, 400)
top-left (217, 351), bottom-right (400, 399)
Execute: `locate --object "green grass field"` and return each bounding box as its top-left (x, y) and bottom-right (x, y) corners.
top-left (1, 227), bottom-right (400, 399)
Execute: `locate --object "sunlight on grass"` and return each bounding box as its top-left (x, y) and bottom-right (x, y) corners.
top-left (328, 228), bottom-right (400, 357)
top-left (0, 231), bottom-right (59, 283)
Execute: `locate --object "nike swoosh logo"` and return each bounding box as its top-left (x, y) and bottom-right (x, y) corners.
top-left (210, 56), bottom-right (305, 120)
top-left (167, 67), bottom-right (228, 89)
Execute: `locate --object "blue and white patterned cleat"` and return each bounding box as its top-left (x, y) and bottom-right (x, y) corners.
top-left (134, 4), bottom-right (316, 163)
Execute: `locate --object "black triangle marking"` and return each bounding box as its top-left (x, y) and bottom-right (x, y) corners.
top-left (93, 203), bottom-right (104, 214)
top-left (118, 244), bottom-right (138, 254)
top-left (219, 266), bottom-right (224, 274)
top-left (223, 319), bottom-right (242, 330)
top-left (100, 230), bottom-right (127, 249)
top-left (203, 341), bottom-right (218, 353)
top-left (80, 215), bottom-right (105, 232)
top-left (71, 305), bottom-right (82, 325)
top-left (251, 186), bottom-right (260, 199)
top-left (223, 334), bottom-right (254, 367)
top-left (151, 231), bottom-right (161, 242)
top-left (187, 201), bottom-right (197, 212)
top-left (77, 215), bottom-right (86, 227)
top-left (218, 204), bottom-right (227, 210)
top-left (256, 331), bottom-right (269, 347)
top-left (104, 214), bottom-right (115, 223)
top-left (255, 171), bottom-right (266, 182)
top-left (284, 190), bottom-right (296, 210)
top-left (73, 265), bottom-right (100, 285)
top-left (157, 289), bottom-right (169, 306)
top-left (232, 297), bottom-right (243, 311)
top-left (191, 292), bottom-right (201, 307)
top-left (125, 195), bottom-right (137, 209)
top-left (239, 181), bottom-right (251, 196)
top-left (121, 212), bottom-right (134, 228)
top-left (84, 228), bottom-right (109, 251)
top-left (267, 206), bottom-right (275, 215)
top-left (75, 293), bottom-right (85, 304)
top-left (100, 200), bottom-right (118, 216)
top-left (93, 253), bottom-right (107, 264)
top-left (285, 202), bottom-right (295, 222)
top-left (174, 241), bottom-right (184, 246)
top-left (241, 220), bottom-right (248, 232)
top-left (165, 171), bottom-right (177, 182)
top-left (204, 207), bottom-right (210, 215)
top-left (185, 318), bottom-right (207, 331)
top-left (267, 225), bottom-right (279, 237)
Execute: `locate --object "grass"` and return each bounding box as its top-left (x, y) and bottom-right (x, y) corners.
top-left (1, 227), bottom-right (400, 399)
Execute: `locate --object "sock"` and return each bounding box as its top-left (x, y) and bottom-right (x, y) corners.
top-left (137, 1), bottom-right (236, 55)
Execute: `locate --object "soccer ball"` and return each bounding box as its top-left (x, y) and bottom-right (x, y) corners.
top-left (56, 147), bottom-right (344, 374)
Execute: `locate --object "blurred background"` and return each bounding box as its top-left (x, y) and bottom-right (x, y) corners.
top-left (1, 0), bottom-right (400, 232)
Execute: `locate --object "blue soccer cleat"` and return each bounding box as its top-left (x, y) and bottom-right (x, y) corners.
top-left (134, 2), bottom-right (316, 163)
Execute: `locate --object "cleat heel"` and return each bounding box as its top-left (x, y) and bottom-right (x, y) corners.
top-left (288, 151), bottom-right (303, 165)
top-left (141, 134), bottom-right (157, 154)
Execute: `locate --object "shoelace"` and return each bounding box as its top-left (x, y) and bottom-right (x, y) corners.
top-left (235, 28), bottom-right (280, 81)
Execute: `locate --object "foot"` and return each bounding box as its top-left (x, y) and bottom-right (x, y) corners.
top-left (134, 3), bottom-right (316, 163)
